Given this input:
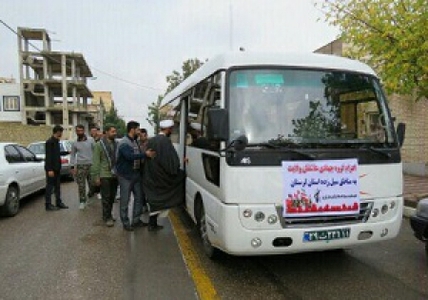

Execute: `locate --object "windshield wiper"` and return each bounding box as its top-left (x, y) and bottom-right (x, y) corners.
top-left (285, 148), bottom-right (316, 160)
top-left (247, 142), bottom-right (316, 159)
top-left (246, 142), bottom-right (280, 149)
top-left (362, 145), bottom-right (392, 158)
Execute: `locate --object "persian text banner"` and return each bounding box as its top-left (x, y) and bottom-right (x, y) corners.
top-left (282, 159), bottom-right (360, 217)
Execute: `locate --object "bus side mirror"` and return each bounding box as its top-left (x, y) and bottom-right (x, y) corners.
top-left (396, 122), bottom-right (405, 147)
top-left (207, 108), bottom-right (229, 141)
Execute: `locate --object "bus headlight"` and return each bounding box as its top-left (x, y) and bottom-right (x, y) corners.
top-left (381, 204), bottom-right (389, 214)
top-left (243, 209), bottom-right (252, 218)
top-left (254, 212), bottom-right (265, 222)
top-left (371, 208), bottom-right (379, 218)
top-left (267, 215), bottom-right (278, 224)
top-left (390, 201), bottom-right (396, 209)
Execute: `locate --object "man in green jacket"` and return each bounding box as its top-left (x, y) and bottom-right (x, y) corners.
top-left (91, 125), bottom-right (118, 227)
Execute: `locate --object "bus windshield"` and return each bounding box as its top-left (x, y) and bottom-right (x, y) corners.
top-left (228, 68), bottom-right (395, 147)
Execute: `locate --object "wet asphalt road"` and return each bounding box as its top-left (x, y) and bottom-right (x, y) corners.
top-left (0, 180), bottom-right (197, 300)
top-left (175, 206), bottom-right (428, 300)
top-left (2, 180), bottom-right (428, 300)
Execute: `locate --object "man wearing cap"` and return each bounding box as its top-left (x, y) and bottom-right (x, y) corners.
top-left (142, 119), bottom-right (185, 231)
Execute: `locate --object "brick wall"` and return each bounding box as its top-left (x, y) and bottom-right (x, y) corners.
top-left (389, 95), bottom-right (428, 174)
top-left (0, 122), bottom-right (52, 146)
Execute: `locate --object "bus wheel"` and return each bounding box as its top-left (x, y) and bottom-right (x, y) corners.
top-left (198, 204), bottom-right (219, 259)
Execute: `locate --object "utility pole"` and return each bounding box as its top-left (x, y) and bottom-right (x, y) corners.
top-left (61, 54), bottom-right (69, 138)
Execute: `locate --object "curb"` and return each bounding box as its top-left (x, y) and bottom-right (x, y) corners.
top-left (403, 206), bottom-right (416, 218)
top-left (403, 193), bottom-right (428, 218)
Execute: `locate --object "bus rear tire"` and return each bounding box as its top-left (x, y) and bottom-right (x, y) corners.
top-left (198, 204), bottom-right (220, 259)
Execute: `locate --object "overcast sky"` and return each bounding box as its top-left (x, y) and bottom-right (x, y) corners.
top-left (0, 0), bottom-right (339, 133)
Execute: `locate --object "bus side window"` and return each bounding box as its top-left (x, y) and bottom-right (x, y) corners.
top-left (212, 89), bottom-right (221, 107)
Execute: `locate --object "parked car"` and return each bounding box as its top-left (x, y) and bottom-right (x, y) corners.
top-left (28, 140), bottom-right (73, 178)
top-left (410, 198), bottom-right (428, 254)
top-left (0, 143), bottom-right (45, 217)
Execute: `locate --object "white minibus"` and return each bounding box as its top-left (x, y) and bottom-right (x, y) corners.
top-left (163, 52), bottom-right (405, 258)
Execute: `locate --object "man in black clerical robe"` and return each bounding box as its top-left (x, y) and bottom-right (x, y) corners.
top-left (143, 119), bottom-right (185, 231)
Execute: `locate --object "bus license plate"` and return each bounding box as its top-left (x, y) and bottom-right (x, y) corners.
top-left (303, 228), bottom-right (351, 242)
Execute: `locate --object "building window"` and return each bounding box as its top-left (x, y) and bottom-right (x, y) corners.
top-left (3, 96), bottom-right (20, 111)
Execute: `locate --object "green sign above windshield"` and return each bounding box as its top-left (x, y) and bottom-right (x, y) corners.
top-left (255, 74), bottom-right (284, 85)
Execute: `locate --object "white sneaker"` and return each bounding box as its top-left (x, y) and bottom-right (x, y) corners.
top-left (97, 193), bottom-right (102, 200)
top-left (79, 203), bottom-right (85, 210)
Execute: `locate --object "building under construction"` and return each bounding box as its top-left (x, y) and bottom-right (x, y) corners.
top-left (17, 27), bottom-right (98, 137)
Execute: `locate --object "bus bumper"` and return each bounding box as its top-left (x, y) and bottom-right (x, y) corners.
top-left (207, 198), bottom-right (403, 256)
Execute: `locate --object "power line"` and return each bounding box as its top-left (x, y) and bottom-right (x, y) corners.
top-left (0, 19), bottom-right (164, 92)
top-left (0, 19), bottom-right (18, 36)
top-left (88, 66), bottom-right (163, 91)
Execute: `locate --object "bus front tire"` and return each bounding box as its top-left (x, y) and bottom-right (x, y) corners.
top-left (198, 204), bottom-right (220, 259)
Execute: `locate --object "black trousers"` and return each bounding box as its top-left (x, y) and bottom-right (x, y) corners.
top-left (149, 215), bottom-right (158, 226)
top-left (45, 171), bottom-right (62, 206)
top-left (100, 177), bottom-right (118, 221)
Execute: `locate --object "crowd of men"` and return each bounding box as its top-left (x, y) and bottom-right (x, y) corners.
top-left (43, 120), bottom-right (185, 232)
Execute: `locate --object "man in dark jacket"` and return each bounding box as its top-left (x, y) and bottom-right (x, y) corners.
top-left (116, 121), bottom-right (155, 231)
top-left (44, 125), bottom-right (68, 211)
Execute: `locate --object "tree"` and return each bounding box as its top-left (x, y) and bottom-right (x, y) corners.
top-left (146, 95), bottom-right (164, 134)
top-left (146, 58), bottom-right (204, 132)
top-left (292, 100), bottom-right (340, 139)
top-left (104, 103), bottom-right (126, 137)
top-left (316, 0), bottom-right (428, 100)
top-left (165, 58), bottom-right (205, 93)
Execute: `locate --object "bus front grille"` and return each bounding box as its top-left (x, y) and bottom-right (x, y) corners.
top-left (280, 201), bottom-right (374, 228)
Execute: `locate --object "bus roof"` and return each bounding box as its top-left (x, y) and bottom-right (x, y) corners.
top-left (163, 52), bottom-right (377, 104)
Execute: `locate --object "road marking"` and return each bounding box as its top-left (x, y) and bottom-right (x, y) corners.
top-left (169, 210), bottom-right (219, 300)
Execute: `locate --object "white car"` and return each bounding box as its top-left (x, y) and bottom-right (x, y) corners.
top-left (28, 140), bottom-right (73, 178)
top-left (0, 143), bottom-right (46, 217)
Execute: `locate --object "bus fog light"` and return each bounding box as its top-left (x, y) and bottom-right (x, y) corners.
top-left (251, 238), bottom-right (262, 248)
top-left (267, 215), bottom-right (278, 224)
top-left (381, 204), bottom-right (388, 214)
top-left (254, 212), bottom-right (265, 222)
top-left (371, 208), bottom-right (379, 218)
top-left (380, 228), bottom-right (388, 237)
top-left (243, 209), bottom-right (252, 218)
top-left (390, 201), bottom-right (396, 209)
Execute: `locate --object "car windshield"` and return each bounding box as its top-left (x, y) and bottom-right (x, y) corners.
top-left (29, 141), bottom-right (71, 154)
top-left (228, 68), bottom-right (395, 147)
top-left (28, 143), bottom-right (45, 154)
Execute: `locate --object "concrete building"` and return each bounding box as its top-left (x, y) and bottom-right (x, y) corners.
top-left (17, 27), bottom-right (98, 138)
top-left (92, 91), bottom-right (113, 113)
top-left (0, 81), bottom-right (22, 122)
top-left (314, 39), bottom-right (428, 175)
